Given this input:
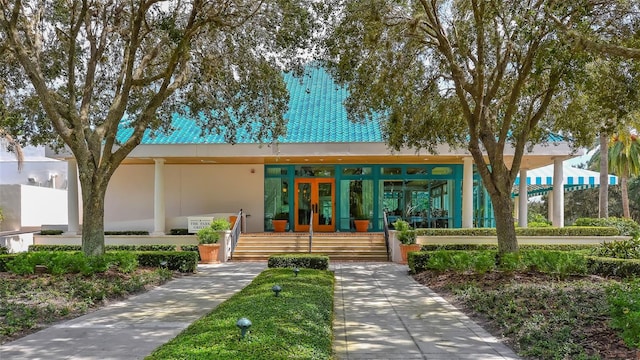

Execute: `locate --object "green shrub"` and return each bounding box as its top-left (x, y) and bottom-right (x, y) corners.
top-left (39, 230), bottom-right (64, 235)
top-left (408, 251), bottom-right (430, 274)
top-left (147, 268), bottom-right (334, 360)
top-left (104, 231), bottom-right (150, 235)
top-left (575, 217), bottom-right (640, 236)
top-left (29, 244), bottom-right (178, 252)
top-left (135, 251), bottom-right (198, 273)
top-left (528, 213), bottom-right (551, 226)
top-left (210, 218), bottom-right (231, 231)
top-left (170, 228), bottom-right (189, 235)
top-left (420, 244), bottom-right (597, 252)
top-left (590, 237), bottom-right (640, 259)
top-left (6, 251), bottom-right (139, 275)
top-left (607, 278), bottom-right (640, 348)
top-left (267, 254), bottom-right (329, 270)
top-left (179, 244), bottom-right (199, 252)
top-left (528, 221), bottom-right (551, 228)
top-left (0, 254), bottom-right (18, 272)
top-left (0, 246), bottom-right (8, 255)
top-left (586, 256), bottom-right (640, 278)
top-left (415, 227), bottom-right (619, 236)
top-left (521, 250), bottom-right (587, 276)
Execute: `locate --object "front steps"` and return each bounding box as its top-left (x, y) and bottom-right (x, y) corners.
top-left (231, 232), bottom-right (389, 262)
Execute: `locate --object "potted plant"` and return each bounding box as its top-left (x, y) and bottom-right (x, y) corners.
top-left (273, 212), bottom-right (289, 232)
top-left (394, 219), bottom-right (419, 264)
top-left (354, 214), bottom-right (370, 232)
top-left (197, 218), bottom-right (230, 263)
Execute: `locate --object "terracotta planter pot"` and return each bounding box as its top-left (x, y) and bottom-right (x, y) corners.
top-left (272, 219), bottom-right (288, 232)
top-left (400, 244), bottom-right (421, 264)
top-left (354, 219), bottom-right (370, 232)
top-left (198, 244), bottom-right (220, 264)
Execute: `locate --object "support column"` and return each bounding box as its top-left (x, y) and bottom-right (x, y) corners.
top-left (153, 158), bottom-right (166, 235)
top-left (462, 157), bottom-right (474, 228)
top-left (548, 191), bottom-right (553, 223)
top-left (518, 168), bottom-right (528, 228)
top-left (552, 158), bottom-right (564, 227)
top-left (66, 159), bottom-right (80, 234)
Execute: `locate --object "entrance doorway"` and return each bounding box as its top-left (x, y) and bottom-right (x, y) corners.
top-left (294, 178), bottom-right (335, 232)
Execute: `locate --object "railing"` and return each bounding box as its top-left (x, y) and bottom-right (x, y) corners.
top-left (383, 211), bottom-right (391, 261)
top-left (229, 209), bottom-right (242, 260)
top-left (308, 209), bottom-right (314, 253)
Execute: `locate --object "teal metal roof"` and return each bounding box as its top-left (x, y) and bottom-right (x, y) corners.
top-left (117, 66), bottom-right (383, 145)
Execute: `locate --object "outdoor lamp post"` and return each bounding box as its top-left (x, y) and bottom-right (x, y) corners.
top-left (293, 267), bottom-right (300, 277)
top-left (272, 285), bottom-right (282, 297)
top-left (236, 317), bottom-right (252, 339)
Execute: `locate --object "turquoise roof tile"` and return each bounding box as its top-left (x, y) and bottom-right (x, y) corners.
top-left (117, 66), bottom-right (383, 145)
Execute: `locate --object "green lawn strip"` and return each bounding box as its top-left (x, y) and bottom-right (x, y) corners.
top-left (146, 268), bottom-right (334, 360)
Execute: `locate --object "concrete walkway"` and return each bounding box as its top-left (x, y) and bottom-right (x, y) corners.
top-left (1, 262), bottom-right (520, 360)
top-left (332, 262), bottom-right (521, 360)
top-left (0, 262), bottom-right (267, 360)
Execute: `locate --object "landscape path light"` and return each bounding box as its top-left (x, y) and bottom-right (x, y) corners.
top-left (236, 317), bottom-right (252, 339)
top-left (272, 284), bottom-right (282, 297)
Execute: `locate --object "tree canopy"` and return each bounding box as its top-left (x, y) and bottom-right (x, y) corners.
top-left (324, 0), bottom-right (637, 252)
top-left (0, 0), bottom-right (326, 255)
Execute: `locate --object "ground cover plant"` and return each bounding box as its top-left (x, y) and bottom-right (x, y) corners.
top-left (411, 249), bottom-right (640, 359)
top-left (0, 256), bottom-right (173, 343)
top-left (146, 268), bottom-right (334, 360)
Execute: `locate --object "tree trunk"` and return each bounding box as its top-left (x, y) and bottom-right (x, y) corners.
top-left (621, 175), bottom-right (630, 218)
top-left (599, 133), bottom-right (609, 218)
top-left (490, 192), bottom-right (519, 253)
top-left (77, 166), bottom-right (111, 257)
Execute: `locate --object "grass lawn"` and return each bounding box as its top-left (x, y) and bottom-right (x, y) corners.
top-left (0, 267), bottom-right (173, 344)
top-left (146, 268), bottom-right (334, 360)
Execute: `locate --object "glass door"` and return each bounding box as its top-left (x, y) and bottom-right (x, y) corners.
top-left (294, 178), bottom-right (335, 232)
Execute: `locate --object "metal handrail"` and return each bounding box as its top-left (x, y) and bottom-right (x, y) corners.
top-left (308, 209), bottom-right (314, 253)
top-left (229, 209), bottom-right (242, 260)
top-left (383, 211), bottom-right (391, 261)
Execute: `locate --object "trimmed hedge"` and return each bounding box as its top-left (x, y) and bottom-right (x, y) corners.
top-left (39, 230), bottom-right (64, 235)
top-left (586, 256), bottom-right (640, 278)
top-left (170, 228), bottom-right (189, 235)
top-left (104, 231), bottom-right (150, 235)
top-left (415, 226), bottom-right (620, 237)
top-left (575, 217), bottom-right (640, 236)
top-left (6, 251), bottom-right (139, 275)
top-left (267, 253), bottom-right (329, 270)
top-left (420, 244), bottom-right (598, 252)
top-left (408, 249), bottom-right (589, 276)
top-left (0, 254), bottom-right (18, 272)
top-left (179, 244), bottom-right (199, 252)
top-left (136, 251), bottom-right (198, 273)
top-left (0, 246), bottom-right (8, 255)
top-left (29, 244), bottom-right (177, 252)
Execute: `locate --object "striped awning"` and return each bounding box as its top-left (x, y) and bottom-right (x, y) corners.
top-left (513, 164), bottom-right (618, 197)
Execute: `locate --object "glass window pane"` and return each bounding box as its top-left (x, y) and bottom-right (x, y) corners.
top-left (343, 167), bottom-right (372, 175)
top-left (432, 166), bottom-right (453, 175)
top-left (264, 178), bottom-right (289, 231)
top-left (381, 167), bottom-right (402, 175)
top-left (318, 182), bottom-right (333, 225)
top-left (296, 166), bottom-right (334, 177)
top-left (266, 167), bottom-right (287, 176)
top-left (407, 167), bottom-right (428, 175)
top-left (297, 182), bottom-right (311, 225)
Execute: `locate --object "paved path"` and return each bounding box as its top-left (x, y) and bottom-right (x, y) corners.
top-left (332, 262), bottom-right (521, 360)
top-left (0, 263), bottom-right (266, 360)
top-left (1, 262), bottom-right (520, 360)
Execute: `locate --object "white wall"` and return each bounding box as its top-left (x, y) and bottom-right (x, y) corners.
top-left (105, 164), bottom-right (265, 232)
top-left (0, 184), bottom-right (68, 231)
top-left (0, 145), bottom-right (68, 188)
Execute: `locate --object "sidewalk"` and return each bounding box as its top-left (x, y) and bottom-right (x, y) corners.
top-left (1, 262), bottom-right (520, 360)
top-left (332, 262), bottom-right (521, 360)
top-left (0, 262), bottom-right (267, 360)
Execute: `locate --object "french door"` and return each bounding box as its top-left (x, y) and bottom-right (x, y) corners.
top-left (294, 178), bottom-right (335, 232)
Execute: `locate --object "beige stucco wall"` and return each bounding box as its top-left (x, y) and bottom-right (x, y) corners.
top-left (0, 184), bottom-right (67, 231)
top-left (105, 164), bottom-right (264, 232)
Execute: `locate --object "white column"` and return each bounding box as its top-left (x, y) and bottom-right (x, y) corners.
top-left (552, 158), bottom-right (564, 227)
top-left (547, 190), bottom-right (553, 223)
top-left (153, 158), bottom-right (166, 235)
top-left (518, 168), bottom-right (528, 228)
top-left (66, 159), bottom-right (80, 234)
top-left (462, 157), bottom-right (474, 228)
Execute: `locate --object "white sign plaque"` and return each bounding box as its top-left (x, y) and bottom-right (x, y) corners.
top-left (188, 216), bottom-right (215, 233)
